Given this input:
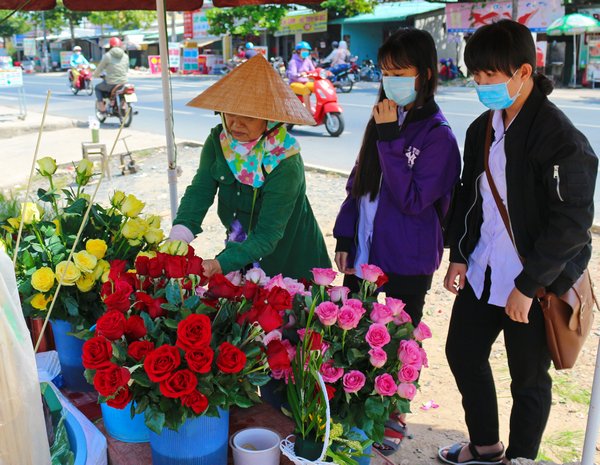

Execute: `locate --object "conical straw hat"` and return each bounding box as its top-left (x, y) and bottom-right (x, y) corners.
top-left (186, 54), bottom-right (316, 126)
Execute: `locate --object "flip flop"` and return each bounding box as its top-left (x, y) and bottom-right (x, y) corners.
top-left (373, 437), bottom-right (402, 457)
top-left (438, 442), bottom-right (505, 465)
top-left (385, 419), bottom-right (411, 438)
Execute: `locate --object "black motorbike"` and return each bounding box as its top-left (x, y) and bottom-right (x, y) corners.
top-left (95, 81), bottom-right (137, 128)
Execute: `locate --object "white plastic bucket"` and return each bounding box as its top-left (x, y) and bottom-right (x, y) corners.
top-left (230, 427), bottom-right (281, 465)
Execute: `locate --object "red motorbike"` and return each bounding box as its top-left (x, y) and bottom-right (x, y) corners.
top-left (289, 68), bottom-right (344, 137)
top-left (69, 65), bottom-right (94, 95)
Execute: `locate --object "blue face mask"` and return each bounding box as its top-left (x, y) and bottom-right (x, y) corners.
top-left (475, 70), bottom-right (524, 110)
top-left (382, 76), bottom-right (417, 107)
top-left (300, 51), bottom-right (310, 59)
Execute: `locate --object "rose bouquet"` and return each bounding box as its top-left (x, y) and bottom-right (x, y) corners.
top-left (82, 243), bottom-right (285, 433)
top-left (1, 157), bottom-right (164, 329)
top-left (263, 265), bottom-right (431, 443)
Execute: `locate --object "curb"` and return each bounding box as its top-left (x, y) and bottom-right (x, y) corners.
top-left (0, 117), bottom-right (82, 138)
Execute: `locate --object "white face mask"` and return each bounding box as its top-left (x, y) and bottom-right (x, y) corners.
top-left (382, 76), bottom-right (417, 107)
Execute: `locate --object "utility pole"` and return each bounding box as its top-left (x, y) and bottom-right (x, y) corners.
top-left (170, 12), bottom-right (177, 43)
top-left (512, 0), bottom-right (519, 21)
top-left (41, 11), bottom-right (49, 73)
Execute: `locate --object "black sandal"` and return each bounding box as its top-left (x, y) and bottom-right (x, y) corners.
top-left (373, 437), bottom-right (402, 456)
top-left (438, 442), bottom-right (505, 465)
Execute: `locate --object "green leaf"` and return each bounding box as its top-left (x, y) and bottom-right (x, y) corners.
top-left (131, 370), bottom-right (152, 388)
top-left (144, 408), bottom-right (165, 434)
top-left (183, 295), bottom-right (200, 310)
top-left (135, 396), bottom-right (150, 415)
top-left (62, 296), bottom-right (79, 317)
top-left (365, 397), bottom-right (385, 419)
top-left (233, 395), bottom-right (254, 408)
top-left (346, 348), bottom-right (362, 366)
top-left (246, 372), bottom-right (271, 387)
top-left (83, 369), bottom-right (95, 386)
top-left (166, 281), bottom-right (182, 305)
top-left (163, 318), bottom-right (179, 329)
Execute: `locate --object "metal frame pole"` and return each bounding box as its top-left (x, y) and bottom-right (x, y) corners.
top-left (582, 337), bottom-right (600, 464)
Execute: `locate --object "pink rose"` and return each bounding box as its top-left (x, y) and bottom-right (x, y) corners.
top-left (195, 286), bottom-right (207, 298)
top-left (360, 264), bottom-right (385, 283)
top-left (225, 270), bottom-right (242, 286)
top-left (311, 268), bottom-right (337, 286)
top-left (342, 370), bottom-right (366, 394)
top-left (245, 268), bottom-right (268, 285)
top-left (368, 347), bottom-right (388, 368)
top-left (283, 277), bottom-right (308, 296)
top-left (398, 364), bottom-right (420, 383)
top-left (374, 373), bottom-right (397, 396)
top-left (397, 382), bottom-right (417, 400)
top-left (394, 310), bottom-right (413, 325)
top-left (265, 274), bottom-right (286, 291)
top-left (420, 348), bottom-right (429, 368)
top-left (281, 339), bottom-right (296, 360)
top-left (398, 340), bottom-right (422, 369)
top-left (337, 304), bottom-right (363, 330)
top-left (262, 330), bottom-right (282, 346)
top-left (370, 303), bottom-right (395, 325)
top-left (328, 286), bottom-right (350, 303)
top-left (365, 323), bottom-right (391, 348)
top-left (320, 360), bottom-right (344, 383)
top-left (413, 322), bottom-right (432, 341)
top-left (345, 299), bottom-right (365, 312)
top-left (272, 368), bottom-right (293, 382)
top-left (385, 297), bottom-right (406, 315)
top-left (315, 301), bottom-right (339, 326)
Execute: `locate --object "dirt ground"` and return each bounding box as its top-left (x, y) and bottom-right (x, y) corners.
top-left (7, 143), bottom-right (599, 465)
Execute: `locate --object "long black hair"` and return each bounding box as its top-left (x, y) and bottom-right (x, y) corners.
top-left (464, 19), bottom-right (553, 96)
top-left (352, 28), bottom-right (438, 200)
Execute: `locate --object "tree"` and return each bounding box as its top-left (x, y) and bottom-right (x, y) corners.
top-left (0, 10), bottom-right (30, 45)
top-left (56, 1), bottom-right (89, 45)
top-left (88, 11), bottom-right (156, 34)
top-left (320, 0), bottom-right (376, 17)
top-left (206, 5), bottom-right (290, 37)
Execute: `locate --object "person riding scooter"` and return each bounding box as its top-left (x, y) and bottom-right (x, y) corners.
top-left (287, 41), bottom-right (315, 111)
top-left (69, 46), bottom-right (89, 83)
top-left (93, 37), bottom-right (129, 113)
top-left (243, 42), bottom-right (258, 59)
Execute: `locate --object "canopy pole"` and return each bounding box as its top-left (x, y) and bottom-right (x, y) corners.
top-left (582, 337), bottom-right (600, 465)
top-left (572, 34), bottom-right (577, 87)
top-left (156, 0), bottom-right (179, 221)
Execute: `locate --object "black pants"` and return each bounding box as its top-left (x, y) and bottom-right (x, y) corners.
top-left (445, 274), bottom-right (552, 460)
top-left (95, 81), bottom-right (116, 102)
top-left (343, 274), bottom-right (427, 326)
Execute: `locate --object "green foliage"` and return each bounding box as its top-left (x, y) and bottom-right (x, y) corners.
top-left (0, 10), bottom-right (30, 41)
top-left (88, 11), bottom-right (156, 33)
top-left (206, 5), bottom-right (290, 36)
top-left (320, 0), bottom-right (376, 17)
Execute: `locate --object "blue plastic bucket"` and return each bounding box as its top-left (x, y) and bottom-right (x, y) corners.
top-left (101, 401), bottom-right (150, 443)
top-left (51, 320), bottom-right (92, 392)
top-left (149, 408), bottom-right (229, 465)
top-left (65, 410), bottom-right (88, 465)
top-left (351, 427), bottom-right (372, 465)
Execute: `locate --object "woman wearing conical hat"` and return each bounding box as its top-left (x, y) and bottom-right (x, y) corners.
top-left (169, 55), bottom-right (331, 280)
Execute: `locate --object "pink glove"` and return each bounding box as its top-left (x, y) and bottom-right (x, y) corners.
top-left (168, 224), bottom-right (195, 244)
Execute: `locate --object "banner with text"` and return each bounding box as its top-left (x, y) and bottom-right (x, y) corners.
top-left (275, 10), bottom-right (327, 37)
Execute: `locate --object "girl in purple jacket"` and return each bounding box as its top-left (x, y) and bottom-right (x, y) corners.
top-left (333, 28), bottom-right (461, 454)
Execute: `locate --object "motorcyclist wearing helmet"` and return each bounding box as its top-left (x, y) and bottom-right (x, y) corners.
top-left (69, 45), bottom-right (89, 84)
top-left (93, 37), bottom-right (129, 113)
top-left (287, 41), bottom-right (315, 111)
top-left (244, 42), bottom-right (258, 59)
top-left (322, 40), bottom-right (339, 65)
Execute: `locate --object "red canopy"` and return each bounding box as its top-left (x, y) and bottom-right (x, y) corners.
top-left (0, 0), bottom-right (319, 9)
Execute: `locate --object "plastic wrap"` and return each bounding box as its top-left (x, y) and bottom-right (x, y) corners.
top-left (0, 250), bottom-right (51, 465)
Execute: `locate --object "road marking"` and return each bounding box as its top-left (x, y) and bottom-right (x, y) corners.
top-left (135, 105), bottom-right (194, 115)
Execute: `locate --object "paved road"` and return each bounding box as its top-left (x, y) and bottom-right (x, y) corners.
top-left (2, 72), bottom-right (599, 221)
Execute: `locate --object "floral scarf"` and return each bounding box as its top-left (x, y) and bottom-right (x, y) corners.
top-left (219, 119), bottom-right (300, 188)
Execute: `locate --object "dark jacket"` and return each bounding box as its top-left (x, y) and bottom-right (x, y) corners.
top-left (334, 99), bottom-right (461, 282)
top-left (173, 125), bottom-right (331, 279)
top-left (447, 83), bottom-right (598, 297)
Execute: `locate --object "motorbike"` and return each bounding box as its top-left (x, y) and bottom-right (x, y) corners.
top-left (289, 68), bottom-right (344, 137)
top-left (321, 61), bottom-right (354, 93)
top-left (95, 81), bottom-right (137, 128)
top-left (359, 59), bottom-right (382, 82)
top-left (270, 56), bottom-right (287, 80)
top-left (69, 65), bottom-right (94, 95)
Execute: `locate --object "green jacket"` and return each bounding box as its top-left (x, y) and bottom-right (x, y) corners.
top-left (174, 125), bottom-right (331, 279)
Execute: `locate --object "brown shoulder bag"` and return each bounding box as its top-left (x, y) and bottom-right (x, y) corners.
top-left (482, 113), bottom-right (597, 370)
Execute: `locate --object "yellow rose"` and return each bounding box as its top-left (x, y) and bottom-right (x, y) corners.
top-left (0, 239), bottom-right (5, 253)
top-left (111, 190), bottom-right (126, 208)
top-left (122, 218), bottom-right (148, 240)
top-left (55, 261), bottom-right (81, 286)
top-left (52, 219), bottom-right (61, 235)
top-left (73, 250), bottom-right (98, 274)
top-left (79, 193), bottom-right (91, 202)
top-left (37, 157), bottom-right (57, 176)
top-left (101, 269), bottom-right (110, 283)
top-left (76, 159), bottom-right (94, 176)
top-left (120, 194), bottom-right (145, 218)
top-left (7, 218), bottom-right (20, 230)
top-left (128, 239), bottom-right (142, 247)
top-left (76, 273), bottom-right (96, 292)
top-left (136, 251), bottom-right (157, 260)
top-left (144, 228), bottom-right (164, 245)
top-left (86, 239), bottom-right (108, 260)
top-left (146, 215), bottom-right (161, 229)
top-left (31, 267), bottom-right (55, 292)
top-left (22, 202), bottom-right (41, 225)
top-left (159, 240), bottom-right (189, 256)
top-left (92, 259), bottom-right (110, 281)
top-left (31, 293), bottom-right (53, 310)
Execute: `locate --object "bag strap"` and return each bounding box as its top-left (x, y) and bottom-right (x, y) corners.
top-left (482, 112), bottom-right (525, 266)
top-left (431, 120), bottom-right (451, 228)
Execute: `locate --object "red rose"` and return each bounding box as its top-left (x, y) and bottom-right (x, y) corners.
top-left (148, 256), bottom-right (164, 278)
top-left (125, 315), bottom-right (147, 340)
top-left (108, 260), bottom-right (128, 282)
top-left (176, 314), bottom-right (212, 351)
top-left (159, 369), bottom-right (198, 398)
top-left (216, 342), bottom-right (247, 374)
top-left (128, 340), bottom-right (155, 361)
top-left (82, 336), bottom-right (113, 370)
top-left (134, 292), bottom-right (166, 319)
top-left (135, 255), bottom-right (151, 276)
top-left (303, 329), bottom-right (323, 351)
top-left (164, 254), bottom-right (187, 279)
top-left (241, 281), bottom-right (260, 301)
top-left (185, 346), bottom-right (214, 374)
top-left (325, 384), bottom-right (336, 401)
top-left (186, 256), bottom-right (204, 277)
top-left (237, 307), bottom-right (260, 327)
top-left (96, 310), bottom-right (127, 341)
top-left (257, 304), bottom-right (283, 333)
top-left (267, 287), bottom-right (292, 312)
top-left (93, 363), bottom-right (131, 397)
top-left (266, 340), bottom-right (291, 371)
top-left (181, 390), bottom-right (209, 415)
top-left (103, 279), bottom-right (134, 313)
top-left (207, 274), bottom-right (241, 299)
top-left (144, 345), bottom-right (181, 382)
top-left (376, 273), bottom-right (389, 288)
top-left (107, 386), bottom-right (132, 409)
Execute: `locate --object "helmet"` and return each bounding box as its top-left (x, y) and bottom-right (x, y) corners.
top-left (109, 37), bottom-right (122, 48)
top-left (295, 41), bottom-right (312, 51)
top-left (331, 41), bottom-right (339, 48)
top-left (73, 46), bottom-right (82, 52)
top-left (245, 42), bottom-right (254, 49)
